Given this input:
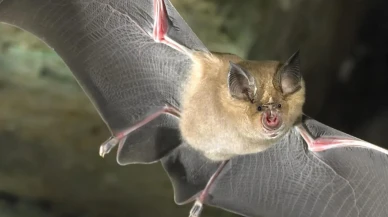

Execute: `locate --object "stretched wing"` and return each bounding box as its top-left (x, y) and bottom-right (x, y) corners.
top-left (0, 0), bottom-right (208, 164)
top-left (162, 116), bottom-right (388, 217)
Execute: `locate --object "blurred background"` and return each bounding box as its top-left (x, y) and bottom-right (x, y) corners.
top-left (0, 0), bottom-right (387, 216)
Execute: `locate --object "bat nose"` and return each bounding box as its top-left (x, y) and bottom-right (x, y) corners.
top-left (263, 103), bottom-right (278, 111)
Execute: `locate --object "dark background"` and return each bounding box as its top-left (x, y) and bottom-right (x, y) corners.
top-left (0, 0), bottom-right (387, 216)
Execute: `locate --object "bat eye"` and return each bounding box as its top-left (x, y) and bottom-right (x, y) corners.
top-left (257, 106), bottom-right (263, 111)
top-left (277, 104), bottom-right (282, 108)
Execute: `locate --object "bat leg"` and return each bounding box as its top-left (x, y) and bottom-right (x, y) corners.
top-left (152, 0), bottom-right (191, 56)
top-left (296, 124), bottom-right (388, 154)
top-left (99, 104), bottom-right (180, 157)
top-left (189, 160), bottom-right (228, 217)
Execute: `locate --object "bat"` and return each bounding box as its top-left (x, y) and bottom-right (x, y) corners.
top-left (1, 0), bottom-right (388, 217)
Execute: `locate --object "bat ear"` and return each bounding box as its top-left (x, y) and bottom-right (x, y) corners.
top-left (227, 61), bottom-right (257, 102)
top-left (276, 50), bottom-right (302, 95)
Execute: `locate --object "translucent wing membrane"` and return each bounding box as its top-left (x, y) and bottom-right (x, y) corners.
top-left (0, 0), bottom-right (208, 163)
top-left (162, 116), bottom-right (388, 217)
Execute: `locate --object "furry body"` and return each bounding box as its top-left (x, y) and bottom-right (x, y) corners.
top-left (180, 52), bottom-right (305, 161)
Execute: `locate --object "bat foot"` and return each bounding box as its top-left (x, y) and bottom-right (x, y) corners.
top-left (188, 160), bottom-right (228, 217)
top-left (99, 136), bottom-right (120, 157)
top-left (189, 201), bottom-right (203, 217)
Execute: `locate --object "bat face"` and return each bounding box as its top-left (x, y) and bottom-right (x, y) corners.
top-left (237, 77), bottom-right (302, 140)
top-left (226, 52), bottom-right (306, 143)
top-left (180, 51), bottom-right (305, 161)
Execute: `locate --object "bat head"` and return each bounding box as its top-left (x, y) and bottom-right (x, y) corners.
top-left (227, 50), bottom-right (305, 141)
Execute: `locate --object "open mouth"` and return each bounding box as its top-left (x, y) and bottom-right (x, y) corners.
top-left (261, 111), bottom-right (282, 137)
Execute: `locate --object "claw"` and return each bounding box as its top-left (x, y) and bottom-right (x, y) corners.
top-left (189, 201), bottom-right (203, 217)
top-left (99, 136), bottom-right (120, 157)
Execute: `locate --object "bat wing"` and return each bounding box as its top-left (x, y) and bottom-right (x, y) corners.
top-left (162, 116), bottom-right (388, 217)
top-left (0, 0), bottom-right (208, 164)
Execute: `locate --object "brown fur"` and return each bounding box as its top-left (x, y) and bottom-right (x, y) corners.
top-left (179, 52), bottom-right (305, 161)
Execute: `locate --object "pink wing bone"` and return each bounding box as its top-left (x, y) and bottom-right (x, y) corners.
top-left (295, 124), bottom-right (388, 154)
top-left (99, 105), bottom-right (180, 157)
top-left (99, 0), bottom-right (194, 158)
top-left (189, 160), bottom-right (229, 217)
top-left (101, 1), bottom-right (229, 216)
top-left (152, 0), bottom-right (192, 56)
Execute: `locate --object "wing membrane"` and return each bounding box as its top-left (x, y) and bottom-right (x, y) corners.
top-left (0, 0), bottom-right (208, 163)
top-left (162, 116), bottom-right (388, 217)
